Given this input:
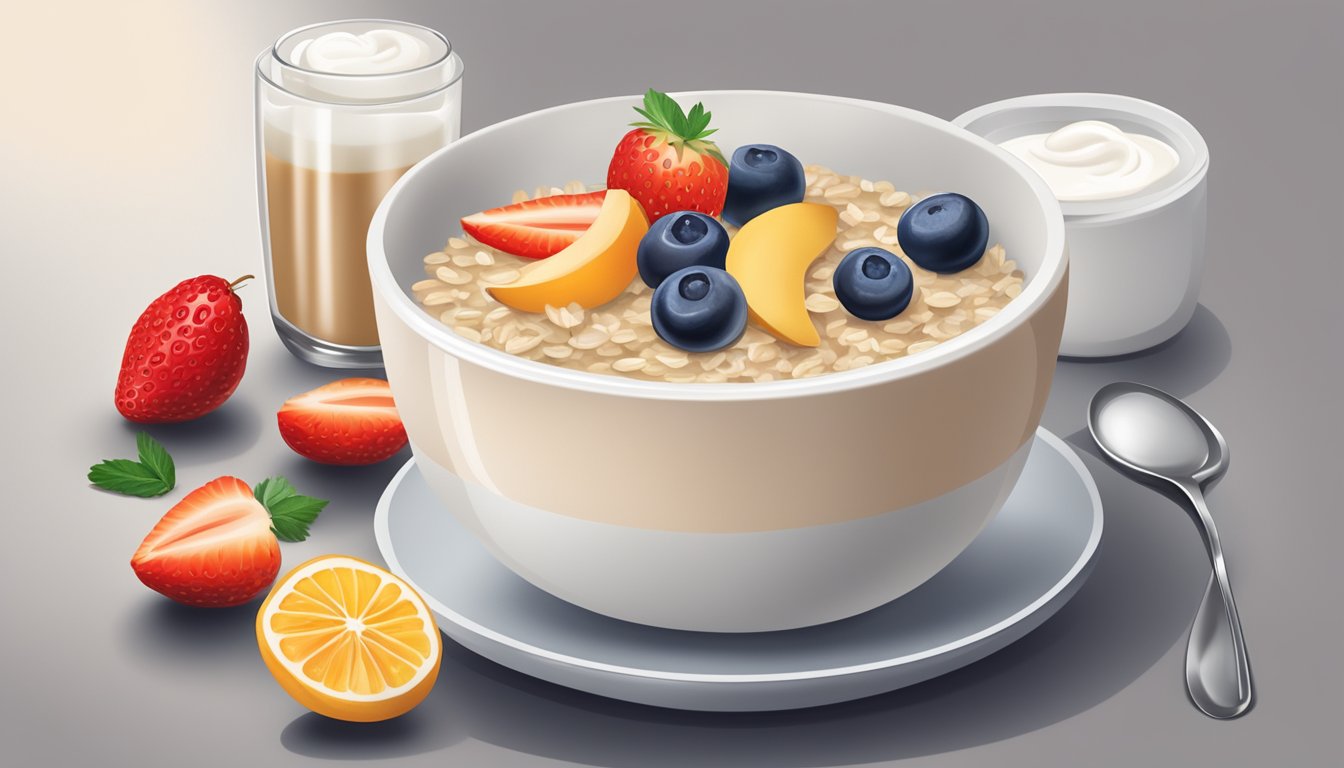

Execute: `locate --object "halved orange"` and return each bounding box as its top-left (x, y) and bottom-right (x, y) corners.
top-left (256, 555), bottom-right (441, 722)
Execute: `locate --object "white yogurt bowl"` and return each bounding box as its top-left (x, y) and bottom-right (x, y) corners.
top-left (369, 91), bottom-right (1067, 632)
top-left (955, 93), bottom-right (1208, 357)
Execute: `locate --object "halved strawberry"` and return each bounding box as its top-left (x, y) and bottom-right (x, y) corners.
top-left (277, 378), bottom-right (409, 466)
top-left (130, 476), bottom-right (327, 608)
top-left (461, 190), bottom-right (607, 259)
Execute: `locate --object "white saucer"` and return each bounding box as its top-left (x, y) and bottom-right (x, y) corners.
top-left (374, 428), bottom-right (1102, 712)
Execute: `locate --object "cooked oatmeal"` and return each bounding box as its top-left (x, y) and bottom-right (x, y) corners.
top-left (412, 166), bottom-right (1025, 383)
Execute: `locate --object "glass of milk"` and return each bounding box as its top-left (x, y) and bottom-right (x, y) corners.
top-left (256, 19), bottom-right (463, 367)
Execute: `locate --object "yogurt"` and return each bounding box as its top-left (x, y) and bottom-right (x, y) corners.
top-left (999, 120), bottom-right (1179, 201)
top-left (290, 28), bottom-right (435, 75)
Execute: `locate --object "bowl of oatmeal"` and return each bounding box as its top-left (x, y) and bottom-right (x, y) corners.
top-left (368, 90), bottom-right (1068, 632)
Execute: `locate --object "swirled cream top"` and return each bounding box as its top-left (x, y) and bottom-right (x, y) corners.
top-left (999, 120), bottom-right (1179, 201)
top-left (289, 28), bottom-right (435, 74)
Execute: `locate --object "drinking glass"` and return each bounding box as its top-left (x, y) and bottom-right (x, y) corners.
top-left (256, 19), bottom-right (463, 367)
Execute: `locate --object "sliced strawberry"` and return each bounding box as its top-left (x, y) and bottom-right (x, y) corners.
top-left (131, 477), bottom-right (280, 607)
top-left (277, 378), bottom-right (409, 466)
top-left (461, 190), bottom-right (607, 259)
top-left (131, 476), bottom-right (328, 608)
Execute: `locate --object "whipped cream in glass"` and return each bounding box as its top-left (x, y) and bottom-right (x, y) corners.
top-left (290, 27), bottom-right (436, 74)
top-left (999, 120), bottom-right (1179, 201)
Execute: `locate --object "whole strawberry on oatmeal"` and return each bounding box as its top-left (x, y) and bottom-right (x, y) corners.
top-left (606, 89), bottom-right (730, 221)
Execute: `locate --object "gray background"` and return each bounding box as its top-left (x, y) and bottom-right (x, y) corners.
top-left (1, 0), bottom-right (1339, 765)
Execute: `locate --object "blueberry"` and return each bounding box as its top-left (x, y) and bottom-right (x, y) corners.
top-left (895, 192), bottom-right (989, 274)
top-left (833, 247), bottom-right (913, 321)
top-left (722, 144), bottom-right (806, 227)
top-left (637, 211), bottom-right (730, 288)
top-left (651, 266), bottom-right (748, 352)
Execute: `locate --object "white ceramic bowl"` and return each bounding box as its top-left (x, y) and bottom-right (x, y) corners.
top-left (955, 93), bottom-right (1209, 357)
top-left (369, 91), bottom-right (1068, 632)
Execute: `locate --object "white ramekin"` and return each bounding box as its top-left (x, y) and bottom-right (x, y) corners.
top-left (369, 91), bottom-right (1068, 632)
top-left (954, 93), bottom-right (1208, 357)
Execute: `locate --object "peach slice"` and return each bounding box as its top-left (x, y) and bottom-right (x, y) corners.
top-left (725, 202), bottom-right (840, 347)
top-left (487, 189), bottom-right (649, 313)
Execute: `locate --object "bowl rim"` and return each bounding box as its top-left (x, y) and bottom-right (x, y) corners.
top-left (368, 89), bottom-right (1067, 402)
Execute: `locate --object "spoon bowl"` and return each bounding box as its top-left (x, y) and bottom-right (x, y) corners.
top-left (1089, 382), bottom-right (1228, 487)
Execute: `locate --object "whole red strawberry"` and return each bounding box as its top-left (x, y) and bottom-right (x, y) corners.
top-left (115, 275), bottom-right (251, 423)
top-left (607, 89), bottom-right (729, 222)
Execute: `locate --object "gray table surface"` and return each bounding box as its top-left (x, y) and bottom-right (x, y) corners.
top-left (3, 0), bottom-right (1340, 765)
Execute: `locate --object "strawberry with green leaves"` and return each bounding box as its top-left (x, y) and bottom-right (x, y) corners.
top-left (607, 89), bottom-right (729, 222)
top-left (130, 476), bottom-right (328, 607)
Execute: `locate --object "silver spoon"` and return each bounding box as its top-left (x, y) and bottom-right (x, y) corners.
top-left (1088, 382), bottom-right (1253, 719)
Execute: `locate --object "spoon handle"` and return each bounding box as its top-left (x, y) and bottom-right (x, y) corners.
top-left (1176, 482), bottom-right (1253, 719)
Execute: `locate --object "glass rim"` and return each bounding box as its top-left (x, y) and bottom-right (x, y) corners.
top-left (255, 51), bottom-right (464, 108)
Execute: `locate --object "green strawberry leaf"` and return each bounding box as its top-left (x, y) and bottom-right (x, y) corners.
top-left (89, 433), bottom-right (176, 497)
top-left (629, 89), bottom-right (727, 167)
top-left (268, 496), bottom-right (329, 543)
top-left (632, 106), bottom-right (658, 126)
top-left (255, 475), bottom-right (329, 542)
top-left (686, 102), bottom-right (713, 137)
top-left (88, 459), bottom-right (172, 497)
top-left (642, 89), bottom-right (690, 138)
top-left (669, 106), bottom-right (691, 138)
top-left (135, 432), bottom-right (175, 493)
top-left (253, 475), bottom-right (298, 510)
top-left (687, 101), bottom-right (703, 123)
top-left (643, 89), bottom-right (670, 119)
